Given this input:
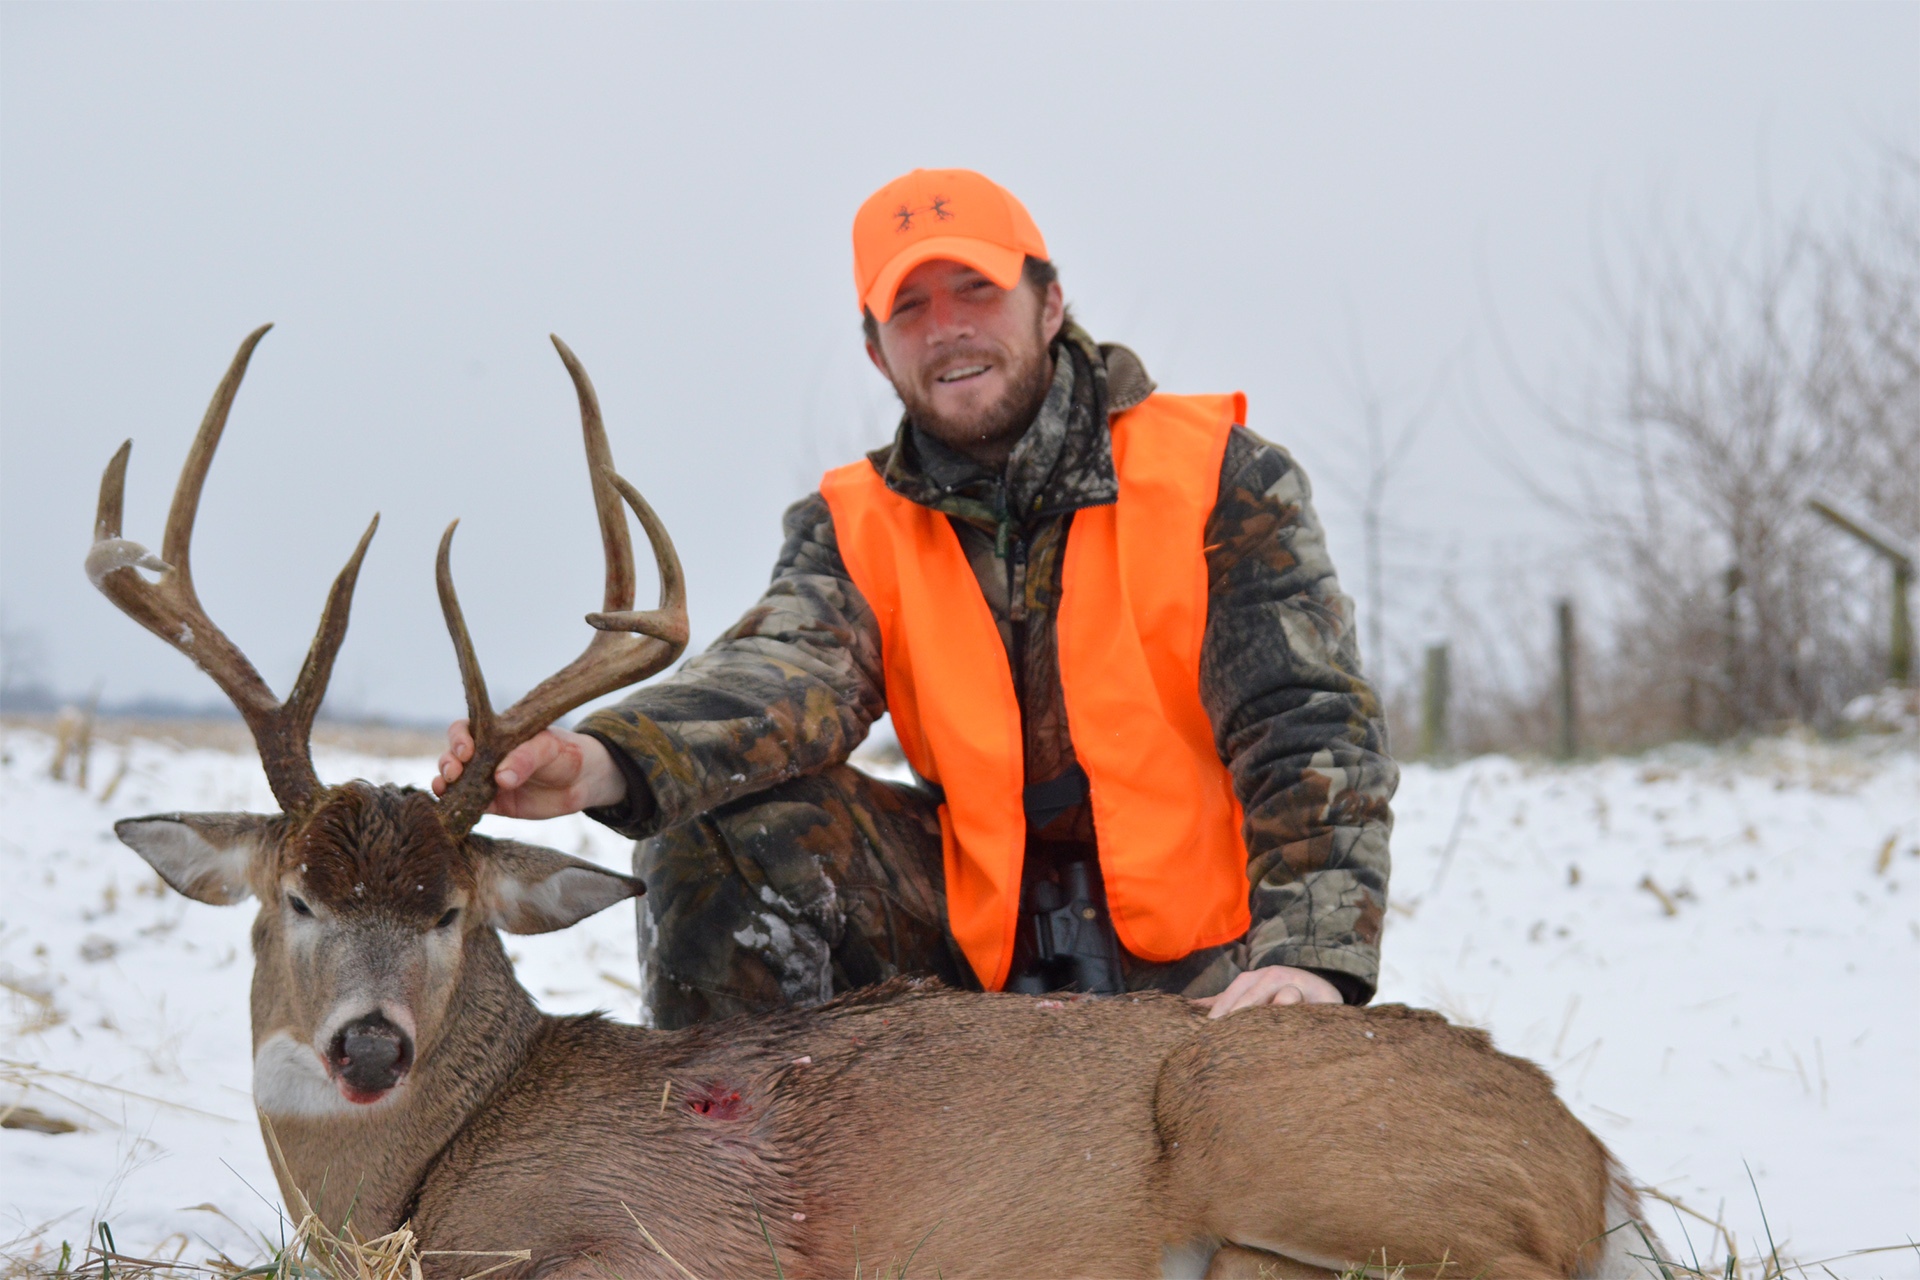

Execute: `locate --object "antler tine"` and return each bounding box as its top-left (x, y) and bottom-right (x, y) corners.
top-left (163, 323), bottom-right (273, 597)
top-left (85, 327), bottom-right (378, 815)
top-left (551, 334), bottom-right (636, 616)
top-left (435, 518), bottom-right (496, 733)
top-left (95, 440), bottom-right (133, 543)
top-left (281, 513), bottom-right (381, 752)
top-left (587, 468), bottom-right (687, 640)
top-left (436, 339), bottom-right (690, 834)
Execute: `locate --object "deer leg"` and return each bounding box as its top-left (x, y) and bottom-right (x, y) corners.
top-left (1153, 1007), bottom-right (1612, 1277)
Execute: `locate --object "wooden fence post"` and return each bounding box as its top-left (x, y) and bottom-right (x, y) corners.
top-left (1555, 599), bottom-right (1578, 760)
top-left (1421, 642), bottom-right (1450, 760)
top-left (1895, 560), bottom-right (1913, 686)
top-left (1809, 497), bottom-right (1915, 687)
top-left (1722, 564), bottom-right (1744, 731)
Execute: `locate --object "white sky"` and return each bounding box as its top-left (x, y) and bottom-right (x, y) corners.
top-left (3, 2), bottom-right (1915, 723)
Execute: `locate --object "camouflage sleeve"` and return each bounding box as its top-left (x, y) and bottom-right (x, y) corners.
top-left (575, 491), bottom-right (886, 839)
top-left (1201, 426), bottom-right (1396, 1003)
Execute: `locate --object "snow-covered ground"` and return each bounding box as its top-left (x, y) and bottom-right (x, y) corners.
top-left (2, 724), bottom-right (1915, 1272)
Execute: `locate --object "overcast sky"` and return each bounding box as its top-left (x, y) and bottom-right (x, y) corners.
top-left (3, 2), bottom-right (1914, 725)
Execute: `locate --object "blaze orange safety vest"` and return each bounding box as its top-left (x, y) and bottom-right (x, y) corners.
top-left (820, 393), bottom-right (1253, 991)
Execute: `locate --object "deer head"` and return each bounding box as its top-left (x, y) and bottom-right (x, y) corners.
top-left (91, 327), bottom-right (686, 1111)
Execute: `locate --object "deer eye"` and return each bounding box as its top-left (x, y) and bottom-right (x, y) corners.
top-left (436, 908), bottom-right (460, 929)
top-left (287, 894), bottom-right (313, 917)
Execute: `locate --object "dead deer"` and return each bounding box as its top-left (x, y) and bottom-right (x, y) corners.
top-left (89, 328), bottom-right (1668, 1279)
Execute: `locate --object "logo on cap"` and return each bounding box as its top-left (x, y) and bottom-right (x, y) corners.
top-left (893, 196), bottom-right (955, 233)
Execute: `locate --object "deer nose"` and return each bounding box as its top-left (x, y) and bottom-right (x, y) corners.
top-left (327, 1013), bottom-right (414, 1099)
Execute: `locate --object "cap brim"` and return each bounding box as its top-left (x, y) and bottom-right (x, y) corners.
top-left (862, 238), bottom-right (1027, 323)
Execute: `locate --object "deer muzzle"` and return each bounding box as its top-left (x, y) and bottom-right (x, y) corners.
top-left (327, 1012), bottom-right (414, 1103)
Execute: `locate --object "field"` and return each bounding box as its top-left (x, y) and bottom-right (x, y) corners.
top-left (1, 719), bottom-right (1915, 1274)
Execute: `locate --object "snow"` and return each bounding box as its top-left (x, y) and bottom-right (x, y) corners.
top-left (2, 725), bottom-right (1915, 1270)
top-left (1375, 741), bottom-right (1919, 1268)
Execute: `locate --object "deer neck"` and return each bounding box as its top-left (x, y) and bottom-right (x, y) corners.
top-left (254, 929), bottom-right (545, 1234)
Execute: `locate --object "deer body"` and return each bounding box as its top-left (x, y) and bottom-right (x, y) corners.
top-left (413, 987), bottom-right (1620, 1279)
top-left (94, 331), bottom-right (1665, 1278)
top-left (214, 787), bottom-right (1615, 1277)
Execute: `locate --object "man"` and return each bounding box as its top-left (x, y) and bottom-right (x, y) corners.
top-left (435, 168), bottom-right (1395, 1029)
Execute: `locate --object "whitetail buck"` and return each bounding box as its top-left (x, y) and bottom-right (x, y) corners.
top-left (90, 328), bottom-right (1667, 1279)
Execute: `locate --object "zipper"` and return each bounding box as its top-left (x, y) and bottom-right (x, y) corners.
top-left (1007, 530), bottom-right (1029, 709)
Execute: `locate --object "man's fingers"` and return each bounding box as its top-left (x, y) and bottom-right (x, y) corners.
top-left (1205, 972), bottom-right (1261, 1019)
top-left (495, 732), bottom-right (565, 791)
top-left (1205, 968), bottom-right (1322, 1019)
top-left (1214, 988), bottom-right (1260, 1019)
top-left (437, 721), bottom-right (473, 793)
top-left (441, 726), bottom-right (558, 789)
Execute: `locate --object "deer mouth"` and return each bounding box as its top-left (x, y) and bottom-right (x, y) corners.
top-left (326, 1012), bottom-right (414, 1104)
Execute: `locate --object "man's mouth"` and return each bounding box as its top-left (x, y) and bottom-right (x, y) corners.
top-left (936, 364), bottom-right (991, 384)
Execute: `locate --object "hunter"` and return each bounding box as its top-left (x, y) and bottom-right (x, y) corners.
top-left (435, 168), bottom-right (1396, 1028)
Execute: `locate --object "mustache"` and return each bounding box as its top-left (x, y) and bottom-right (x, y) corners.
top-left (924, 346), bottom-right (1004, 380)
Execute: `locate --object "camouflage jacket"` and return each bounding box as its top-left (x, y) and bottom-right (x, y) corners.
top-left (580, 327), bottom-right (1396, 1001)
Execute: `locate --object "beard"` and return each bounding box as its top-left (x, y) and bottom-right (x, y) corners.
top-left (894, 329), bottom-right (1055, 462)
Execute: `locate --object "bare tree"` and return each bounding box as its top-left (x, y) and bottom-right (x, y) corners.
top-left (1531, 154), bottom-right (1918, 741)
top-left (1325, 335), bottom-right (1453, 682)
top-left (1448, 152), bottom-right (1919, 753)
top-left (1805, 151), bottom-right (1920, 596)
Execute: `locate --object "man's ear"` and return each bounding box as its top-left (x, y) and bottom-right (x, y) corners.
top-left (471, 833), bottom-right (645, 935)
top-left (1041, 280), bottom-right (1065, 344)
top-left (114, 812), bottom-right (280, 905)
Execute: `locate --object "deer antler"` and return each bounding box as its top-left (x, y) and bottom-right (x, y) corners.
top-left (86, 325), bottom-right (379, 813)
top-left (434, 336), bottom-right (688, 834)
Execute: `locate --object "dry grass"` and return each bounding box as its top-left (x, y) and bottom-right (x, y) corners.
top-left (0, 1116), bottom-right (528, 1279)
top-left (2, 715), bottom-right (448, 762)
top-left (1, 1214), bottom-right (528, 1280)
top-left (1626, 1181), bottom-right (1920, 1280)
top-left (0, 1060), bottom-right (232, 1136)
top-left (7, 1201), bottom-right (1914, 1280)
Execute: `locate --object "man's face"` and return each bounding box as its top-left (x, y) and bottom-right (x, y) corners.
top-left (866, 259), bottom-right (1066, 464)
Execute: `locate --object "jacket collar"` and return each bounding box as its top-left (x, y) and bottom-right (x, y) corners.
top-left (870, 325), bottom-right (1155, 529)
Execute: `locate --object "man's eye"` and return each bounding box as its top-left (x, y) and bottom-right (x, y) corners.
top-left (436, 908), bottom-right (460, 929)
top-left (287, 895), bottom-right (313, 917)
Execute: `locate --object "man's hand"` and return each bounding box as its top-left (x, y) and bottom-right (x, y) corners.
top-left (432, 721), bottom-right (627, 820)
top-left (1194, 965), bottom-right (1343, 1019)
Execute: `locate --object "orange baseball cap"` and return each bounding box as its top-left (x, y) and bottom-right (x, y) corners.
top-left (853, 168), bottom-right (1049, 322)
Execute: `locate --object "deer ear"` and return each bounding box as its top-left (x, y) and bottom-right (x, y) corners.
top-left (471, 834), bottom-right (645, 935)
top-left (114, 812), bottom-right (279, 905)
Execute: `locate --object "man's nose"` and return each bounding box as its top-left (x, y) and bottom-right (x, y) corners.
top-left (921, 292), bottom-right (974, 342)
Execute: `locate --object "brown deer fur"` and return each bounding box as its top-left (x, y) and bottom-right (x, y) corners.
top-left (116, 783), bottom-right (1659, 1279)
